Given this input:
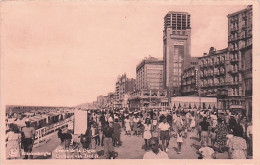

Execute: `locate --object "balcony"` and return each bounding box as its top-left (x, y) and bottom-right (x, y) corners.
top-left (242, 14), bottom-right (247, 19)
top-left (208, 72), bottom-right (213, 77)
top-left (228, 69), bottom-right (239, 74)
top-left (239, 34), bottom-right (246, 40)
top-left (228, 81), bottom-right (240, 86)
top-left (230, 104), bottom-right (243, 109)
top-left (215, 72), bottom-right (220, 76)
top-left (241, 24), bottom-right (246, 29)
top-left (229, 37), bottom-right (238, 42)
top-left (214, 61), bottom-right (220, 66)
top-left (219, 82), bottom-right (226, 86)
top-left (203, 63), bottom-right (209, 67)
top-left (229, 47), bottom-right (239, 52)
top-left (219, 70), bottom-right (225, 75)
top-left (200, 74), bottom-right (205, 79)
top-left (230, 26), bottom-right (238, 32)
top-left (217, 90), bottom-right (228, 96)
top-left (219, 61), bottom-right (225, 65)
top-left (238, 66), bottom-right (244, 72)
top-left (230, 58), bottom-right (239, 63)
top-left (208, 83), bottom-right (213, 87)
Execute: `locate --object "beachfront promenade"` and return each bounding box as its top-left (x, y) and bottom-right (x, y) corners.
top-left (32, 127), bottom-right (230, 159)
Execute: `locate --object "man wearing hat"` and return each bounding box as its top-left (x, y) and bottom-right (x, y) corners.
top-left (21, 119), bottom-right (35, 159)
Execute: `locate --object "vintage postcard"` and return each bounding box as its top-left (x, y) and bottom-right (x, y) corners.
top-left (1, 0), bottom-right (259, 164)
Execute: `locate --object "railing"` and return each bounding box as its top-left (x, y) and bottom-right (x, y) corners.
top-left (34, 116), bottom-right (74, 146)
top-left (228, 69), bottom-right (238, 74)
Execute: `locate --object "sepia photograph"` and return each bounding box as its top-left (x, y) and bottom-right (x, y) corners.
top-left (1, 0), bottom-right (259, 163)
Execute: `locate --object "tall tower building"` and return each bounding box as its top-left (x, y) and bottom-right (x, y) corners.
top-left (163, 11), bottom-right (191, 96)
top-left (227, 5), bottom-right (252, 119)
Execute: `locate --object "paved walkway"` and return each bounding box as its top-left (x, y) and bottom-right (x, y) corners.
top-left (31, 128), bottom-right (229, 159)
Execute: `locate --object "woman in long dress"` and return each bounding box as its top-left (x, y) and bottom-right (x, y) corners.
top-left (143, 118), bottom-right (152, 150)
top-left (124, 116), bottom-right (131, 136)
top-left (6, 124), bottom-right (21, 159)
top-left (190, 114), bottom-right (196, 132)
top-left (228, 125), bottom-right (247, 159)
top-left (133, 115), bottom-right (140, 136)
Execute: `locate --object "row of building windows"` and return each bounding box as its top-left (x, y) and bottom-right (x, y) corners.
top-left (200, 56), bottom-right (226, 65)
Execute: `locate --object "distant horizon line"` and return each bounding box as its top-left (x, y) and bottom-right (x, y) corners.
top-left (5, 104), bottom-right (75, 108)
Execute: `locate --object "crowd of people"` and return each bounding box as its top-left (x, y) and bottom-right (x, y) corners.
top-left (76, 108), bottom-right (252, 159)
top-left (5, 107), bottom-right (253, 159)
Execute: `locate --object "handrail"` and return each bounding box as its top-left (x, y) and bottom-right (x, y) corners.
top-left (34, 116), bottom-right (74, 146)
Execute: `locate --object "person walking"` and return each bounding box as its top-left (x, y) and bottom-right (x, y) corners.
top-left (158, 116), bottom-right (171, 152)
top-left (57, 128), bottom-right (64, 143)
top-left (143, 118), bottom-right (152, 150)
top-left (129, 114), bottom-right (134, 132)
top-left (112, 118), bottom-right (121, 147)
top-left (90, 123), bottom-right (98, 149)
top-left (199, 117), bottom-right (210, 146)
top-left (228, 125), bottom-right (247, 159)
top-left (133, 115), bottom-right (140, 136)
top-left (174, 112), bottom-right (183, 132)
top-left (215, 118), bottom-right (228, 153)
top-left (196, 115), bottom-right (203, 141)
top-left (124, 116), bottom-right (131, 136)
top-left (103, 122), bottom-right (114, 159)
top-left (176, 129), bottom-right (183, 154)
top-left (152, 113), bottom-right (158, 130)
top-left (190, 114), bottom-right (196, 132)
top-left (21, 119), bottom-right (35, 159)
top-left (209, 128), bottom-right (216, 147)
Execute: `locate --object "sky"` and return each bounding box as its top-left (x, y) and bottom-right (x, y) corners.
top-left (1, 1), bottom-right (249, 107)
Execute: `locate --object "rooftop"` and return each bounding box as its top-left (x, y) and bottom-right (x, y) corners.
top-left (227, 5), bottom-right (252, 18)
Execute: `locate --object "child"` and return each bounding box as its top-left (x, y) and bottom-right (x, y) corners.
top-left (209, 128), bottom-right (216, 147)
top-left (176, 129), bottom-right (183, 154)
